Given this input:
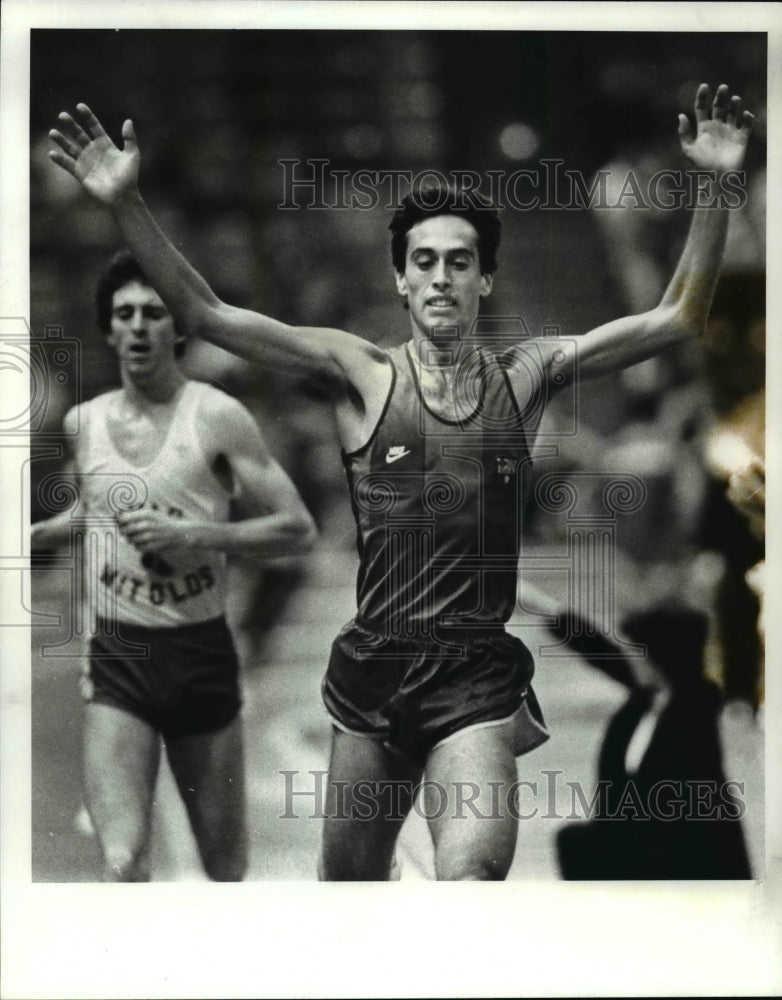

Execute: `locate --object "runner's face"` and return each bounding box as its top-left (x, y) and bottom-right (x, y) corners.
top-left (106, 281), bottom-right (182, 375)
top-left (395, 215), bottom-right (492, 339)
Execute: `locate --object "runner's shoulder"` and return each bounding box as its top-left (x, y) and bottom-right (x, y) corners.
top-left (309, 329), bottom-right (393, 410)
top-left (190, 381), bottom-right (265, 451)
top-left (62, 388), bottom-right (117, 434)
top-left (309, 325), bottom-right (391, 379)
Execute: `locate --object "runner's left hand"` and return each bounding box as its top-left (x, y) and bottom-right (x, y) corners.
top-left (678, 83), bottom-right (754, 173)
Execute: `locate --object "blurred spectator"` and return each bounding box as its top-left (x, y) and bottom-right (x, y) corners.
top-left (556, 604), bottom-right (752, 879)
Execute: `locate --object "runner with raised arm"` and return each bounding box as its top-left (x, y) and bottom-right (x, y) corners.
top-left (49, 83), bottom-right (754, 879)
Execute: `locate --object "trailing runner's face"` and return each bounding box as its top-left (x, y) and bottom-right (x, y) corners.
top-left (396, 215), bottom-right (493, 341)
top-left (107, 280), bottom-right (183, 376)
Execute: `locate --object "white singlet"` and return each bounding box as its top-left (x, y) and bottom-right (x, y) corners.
top-left (74, 381), bottom-right (231, 628)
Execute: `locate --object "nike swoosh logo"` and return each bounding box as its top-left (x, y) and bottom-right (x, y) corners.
top-left (385, 449), bottom-right (411, 464)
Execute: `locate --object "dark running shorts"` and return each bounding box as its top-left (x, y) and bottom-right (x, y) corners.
top-left (85, 616), bottom-right (242, 739)
top-left (322, 618), bottom-right (549, 764)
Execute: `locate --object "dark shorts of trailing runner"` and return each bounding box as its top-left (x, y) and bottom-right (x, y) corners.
top-left (84, 616), bottom-right (242, 739)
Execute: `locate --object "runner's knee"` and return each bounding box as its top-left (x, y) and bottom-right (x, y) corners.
top-left (432, 826), bottom-right (516, 881)
top-left (102, 844), bottom-right (149, 882)
top-left (435, 856), bottom-right (507, 880)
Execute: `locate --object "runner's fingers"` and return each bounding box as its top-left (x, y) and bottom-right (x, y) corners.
top-left (48, 127), bottom-right (83, 159)
top-left (56, 111), bottom-right (91, 148)
top-left (75, 103), bottom-right (109, 141)
top-left (712, 83), bottom-right (730, 121)
top-left (127, 531), bottom-right (157, 550)
top-left (677, 113), bottom-right (693, 143)
top-left (48, 149), bottom-right (76, 175)
top-left (694, 82), bottom-right (711, 123)
top-left (118, 516), bottom-right (150, 538)
top-left (124, 527), bottom-right (154, 543)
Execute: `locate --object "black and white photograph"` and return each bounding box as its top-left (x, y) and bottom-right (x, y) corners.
top-left (2, 1), bottom-right (781, 997)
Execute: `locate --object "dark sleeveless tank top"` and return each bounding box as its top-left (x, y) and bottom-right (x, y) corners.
top-left (343, 341), bottom-right (533, 638)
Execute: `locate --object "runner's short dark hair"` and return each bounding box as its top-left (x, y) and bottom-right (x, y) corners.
top-left (389, 180), bottom-right (502, 275)
top-left (96, 249), bottom-right (185, 357)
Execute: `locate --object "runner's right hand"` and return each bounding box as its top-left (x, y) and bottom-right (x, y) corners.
top-left (49, 103), bottom-right (140, 206)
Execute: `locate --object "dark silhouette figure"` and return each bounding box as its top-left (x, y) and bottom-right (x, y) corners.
top-left (556, 605), bottom-right (752, 879)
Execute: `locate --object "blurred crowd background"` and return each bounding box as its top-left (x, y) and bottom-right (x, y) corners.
top-left (30, 28), bottom-right (767, 686)
top-left (29, 28), bottom-right (767, 879)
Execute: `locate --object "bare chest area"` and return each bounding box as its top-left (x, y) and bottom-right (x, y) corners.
top-left (105, 400), bottom-right (180, 468)
top-left (417, 364), bottom-right (482, 424)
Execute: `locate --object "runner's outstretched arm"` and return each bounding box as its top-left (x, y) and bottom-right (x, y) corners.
top-left (48, 105), bottom-right (381, 387)
top-left (538, 83), bottom-right (755, 387)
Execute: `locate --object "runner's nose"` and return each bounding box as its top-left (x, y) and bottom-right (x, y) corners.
top-left (432, 262), bottom-right (450, 289)
top-left (129, 308), bottom-right (147, 334)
